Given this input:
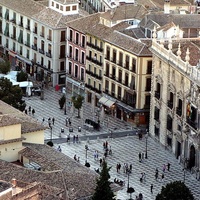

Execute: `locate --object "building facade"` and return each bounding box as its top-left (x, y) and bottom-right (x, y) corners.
top-left (150, 35), bottom-right (200, 169)
top-left (0, 0), bottom-right (87, 87)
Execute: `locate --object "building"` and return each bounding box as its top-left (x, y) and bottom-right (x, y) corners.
top-left (0, 0), bottom-right (88, 87)
top-left (149, 33), bottom-right (200, 169)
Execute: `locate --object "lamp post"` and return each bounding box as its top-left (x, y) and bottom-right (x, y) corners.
top-left (85, 144), bottom-right (89, 163)
top-left (127, 169), bottom-right (130, 191)
top-left (145, 132), bottom-right (148, 159)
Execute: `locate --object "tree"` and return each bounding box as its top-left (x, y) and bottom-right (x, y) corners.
top-left (92, 160), bottom-right (115, 200)
top-left (17, 71), bottom-right (28, 82)
top-left (71, 95), bottom-right (84, 118)
top-left (58, 95), bottom-right (66, 109)
top-left (0, 77), bottom-right (26, 111)
top-left (156, 181), bottom-right (194, 200)
top-left (0, 57), bottom-right (11, 74)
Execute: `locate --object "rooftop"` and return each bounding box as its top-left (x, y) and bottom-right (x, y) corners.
top-left (0, 100), bottom-right (47, 134)
top-left (0, 143), bottom-right (98, 199)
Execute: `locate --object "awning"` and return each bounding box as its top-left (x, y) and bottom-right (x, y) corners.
top-left (99, 97), bottom-right (108, 105)
top-left (8, 51), bottom-right (17, 57)
top-left (15, 55), bottom-right (32, 66)
top-left (104, 99), bottom-right (115, 108)
top-left (116, 101), bottom-right (149, 113)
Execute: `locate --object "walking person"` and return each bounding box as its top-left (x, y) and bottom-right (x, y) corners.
top-left (118, 163), bottom-right (121, 172)
top-left (155, 168), bottom-right (159, 181)
top-left (150, 184), bottom-right (153, 194)
top-left (28, 106), bottom-right (31, 114)
top-left (57, 145), bottom-right (62, 152)
top-left (42, 117), bottom-right (45, 123)
top-left (161, 173), bottom-right (165, 182)
top-left (116, 163), bottom-right (119, 173)
top-left (139, 152), bottom-right (142, 162)
top-left (73, 135), bottom-right (76, 143)
top-left (52, 117), bottom-right (55, 125)
top-left (167, 162), bottom-right (171, 171)
top-left (32, 109), bottom-right (35, 116)
top-left (163, 164), bottom-right (166, 172)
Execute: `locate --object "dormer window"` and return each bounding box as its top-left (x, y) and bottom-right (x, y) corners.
top-left (60, 5), bottom-right (63, 11)
top-left (72, 5), bottom-right (77, 10)
top-left (56, 4), bottom-right (59, 9)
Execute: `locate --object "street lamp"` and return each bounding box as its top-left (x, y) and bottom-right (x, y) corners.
top-left (127, 169), bottom-right (135, 199)
top-left (145, 132), bottom-right (148, 159)
top-left (85, 144), bottom-right (90, 167)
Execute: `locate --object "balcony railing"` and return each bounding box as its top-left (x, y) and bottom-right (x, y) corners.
top-left (39, 48), bottom-right (44, 54)
top-left (186, 118), bottom-right (197, 130)
top-left (155, 91), bottom-right (160, 99)
top-left (11, 34), bottom-right (16, 40)
top-left (167, 101), bottom-right (173, 109)
top-left (24, 41), bottom-right (30, 47)
top-left (46, 52), bottom-right (52, 58)
top-left (32, 45), bottom-right (37, 51)
top-left (18, 22), bottom-right (23, 27)
top-left (33, 28), bottom-right (37, 34)
top-left (10, 19), bottom-right (16, 24)
top-left (176, 107), bottom-right (182, 116)
top-left (47, 35), bottom-right (52, 41)
top-left (40, 32), bottom-right (44, 37)
top-left (26, 25), bottom-right (30, 31)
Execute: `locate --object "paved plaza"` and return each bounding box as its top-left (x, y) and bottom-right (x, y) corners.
top-left (23, 87), bottom-right (200, 200)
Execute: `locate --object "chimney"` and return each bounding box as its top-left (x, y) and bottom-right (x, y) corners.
top-left (11, 178), bottom-right (17, 195)
top-left (164, 0), bottom-right (170, 14)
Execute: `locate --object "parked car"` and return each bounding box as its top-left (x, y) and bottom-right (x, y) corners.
top-left (32, 87), bottom-right (41, 96)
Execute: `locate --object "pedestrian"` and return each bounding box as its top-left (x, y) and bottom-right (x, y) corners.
top-left (155, 168), bottom-right (159, 180)
top-left (139, 152), bottom-right (142, 162)
top-left (161, 173), bottom-right (164, 182)
top-left (143, 173), bottom-right (146, 182)
top-left (140, 173), bottom-right (143, 183)
top-left (150, 184), bottom-right (153, 194)
top-left (130, 164), bottom-right (132, 172)
top-left (96, 150), bottom-right (99, 160)
top-left (163, 164), bottom-right (166, 172)
top-left (57, 145), bottom-right (62, 152)
top-left (48, 117), bottom-right (51, 123)
top-left (116, 163), bottom-right (119, 173)
top-left (167, 162), bottom-right (171, 171)
top-left (94, 150), bottom-right (97, 160)
top-left (42, 117), bottom-right (45, 123)
top-left (74, 154), bottom-right (77, 161)
top-left (109, 145), bottom-right (112, 155)
top-left (32, 109), bottom-right (35, 116)
top-left (76, 135), bottom-right (79, 143)
top-left (25, 109), bottom-right (27, 114)
top-left (28, 106), bottom-right (31, 114)
top-left (99, 158), bottom-right (103, 167)
top-left (67, 134), bottom-right (70, 143)
top-left (103, 142), bottom-right (106, 149)
top-left (73, 135), bottom-right (75, 143)
top-left (77, 157), bottom-right (80, 162)
top-left (118, 163), bottom-right (121, 172)
top-left (65, 117), bottom-right (68, 126)
top-left (52, 117), bottom-right (55, 125)
top-left (105, 141), bottom-right (108, 149)
top-left (69, 118), bottom-right (71, 126)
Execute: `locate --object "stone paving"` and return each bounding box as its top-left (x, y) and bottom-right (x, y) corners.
top-left (23, 87), bottom-right (200, 200)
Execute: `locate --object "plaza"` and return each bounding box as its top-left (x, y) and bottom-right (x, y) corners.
top-left (24, 87), bottom-right (200, 200)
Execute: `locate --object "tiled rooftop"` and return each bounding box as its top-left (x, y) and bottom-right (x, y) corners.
top-left (0, 0), bottom-right (88, 28)
top-left (0, 100), bottom-right (47, 134)
top-left (101, 4), bottom-right (148, 21)
top-left (0, 143), bottom-right (98, 199)
top-left (140, 13), bottom-right (200, 29)
top-left (0, 180), bottom-right (12, 193)
top-left (105, 31), bottom-right (152, 56)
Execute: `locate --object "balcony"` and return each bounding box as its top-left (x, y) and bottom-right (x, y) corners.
top-left (11, 34), bottom-right (16, 40)
top-left (86, 56), bottom-right (92, 61)
top-left (110, 74), bottom-right (116, 80)
top-left (32, 45), bottom-right (37, 51)
top-left (176, 107), bottom-right (182, 116)
top-left (39, 48), bottom-right (44, 54)
top-left (10, 19), bottom-right (16, 24)
top-left (26, 25), bottom-right (30, 31)
top-left (186, 117), bottom-right (197, 130)
top-left (104, 73), bottom-right (109, 77)
top-left (111, 57), bottom-right (116, 64)
top-left (18, 22), bottom-right (23, 27)
top-left (40, 32), bottom-right (44, 37)
top-left (46, 52), bottom-right (52, 58)
top-left (24, 41), bottom-right (30, 47)
top-left (33, 28), bottom-right (37, 34)
top-left (105, 55), bottom-right (110, 61)
top-left (167, 101), bottom-right (173, 109)
top-left (155, 91), bottom-right (160, 99)
top-left (47, 35), bottom-right (52, 41)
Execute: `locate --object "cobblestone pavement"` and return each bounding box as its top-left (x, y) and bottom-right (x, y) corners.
top-left (24, 87), bottom-right (200, 200)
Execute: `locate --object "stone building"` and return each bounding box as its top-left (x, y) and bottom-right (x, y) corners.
top-left (149, 33), bottom-right (200, 170)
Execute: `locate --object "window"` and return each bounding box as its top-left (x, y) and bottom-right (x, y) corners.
top-left (41, 26), bottom-right (45, 37)
top-left (81, 68), bottom-right (84, 81)
top-left (20, 46), bottom-right (22, 55)
top-left (167, 115), bottom-right (172, 131)
top-left (95, 39), bottom-right (97, 46)
top-left (41, 40), bottom-right (44, 50)
top-left (69, 46), bottom-right (72, 57)
top-left (75, 32), bottom-right (79, 44)
top-left (113, 49), bottom-right (116, 63)
top-left (34, 22), bottom-right (37, 34)
top-left (60, 5), bottom-right (63, 11)
top-left (41, 57), bottom-right (44, 66)
top-left (48, 60), bottom-right (51, 70)
top-left (119, 52), bottom-right (123, 66)
top-left (74, 65), bottom-right (78, 78)
top-left (75, 49), bottom-right (78, 61)
top-left (147, 61), bottom-right (152, 74)
top-left (60, 61), bottom-right (65, 71)
top-left (66, 6), bottom-right (70, 11)
top-left (26, 49), bottom-right (29, 59)
top-left (81, 52), bottom-right (85, 64)
top-left (61, 31), bottom-right (65, 42)
top-left (72, 5), bottom-right (77, 10)
top-left (132, 58), bottom-right (136, 72)
top-left (52, 1), bottom-right (54, 6)
top-left (125, 55), bottom-right (129, 69)
top-left (56, 4), bottom-right (59, 9)
top-left (48, 29), bottom-right (52, 41)
top-left (82, 36), bottom-right (85, 47)
top-left (68, 62), bottom-right (72, 74)
top-left (69, 29), bottom-right (73, 41)
top-left (118, 86), bottom-right (121, 98)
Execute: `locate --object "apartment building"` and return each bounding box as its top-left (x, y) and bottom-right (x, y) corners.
top-left (150, 34), bottom-right (200, 169)
top-left (103, 32), bottom-right (152, 125)
top-left (0, 0), bottom-right (88, 86)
